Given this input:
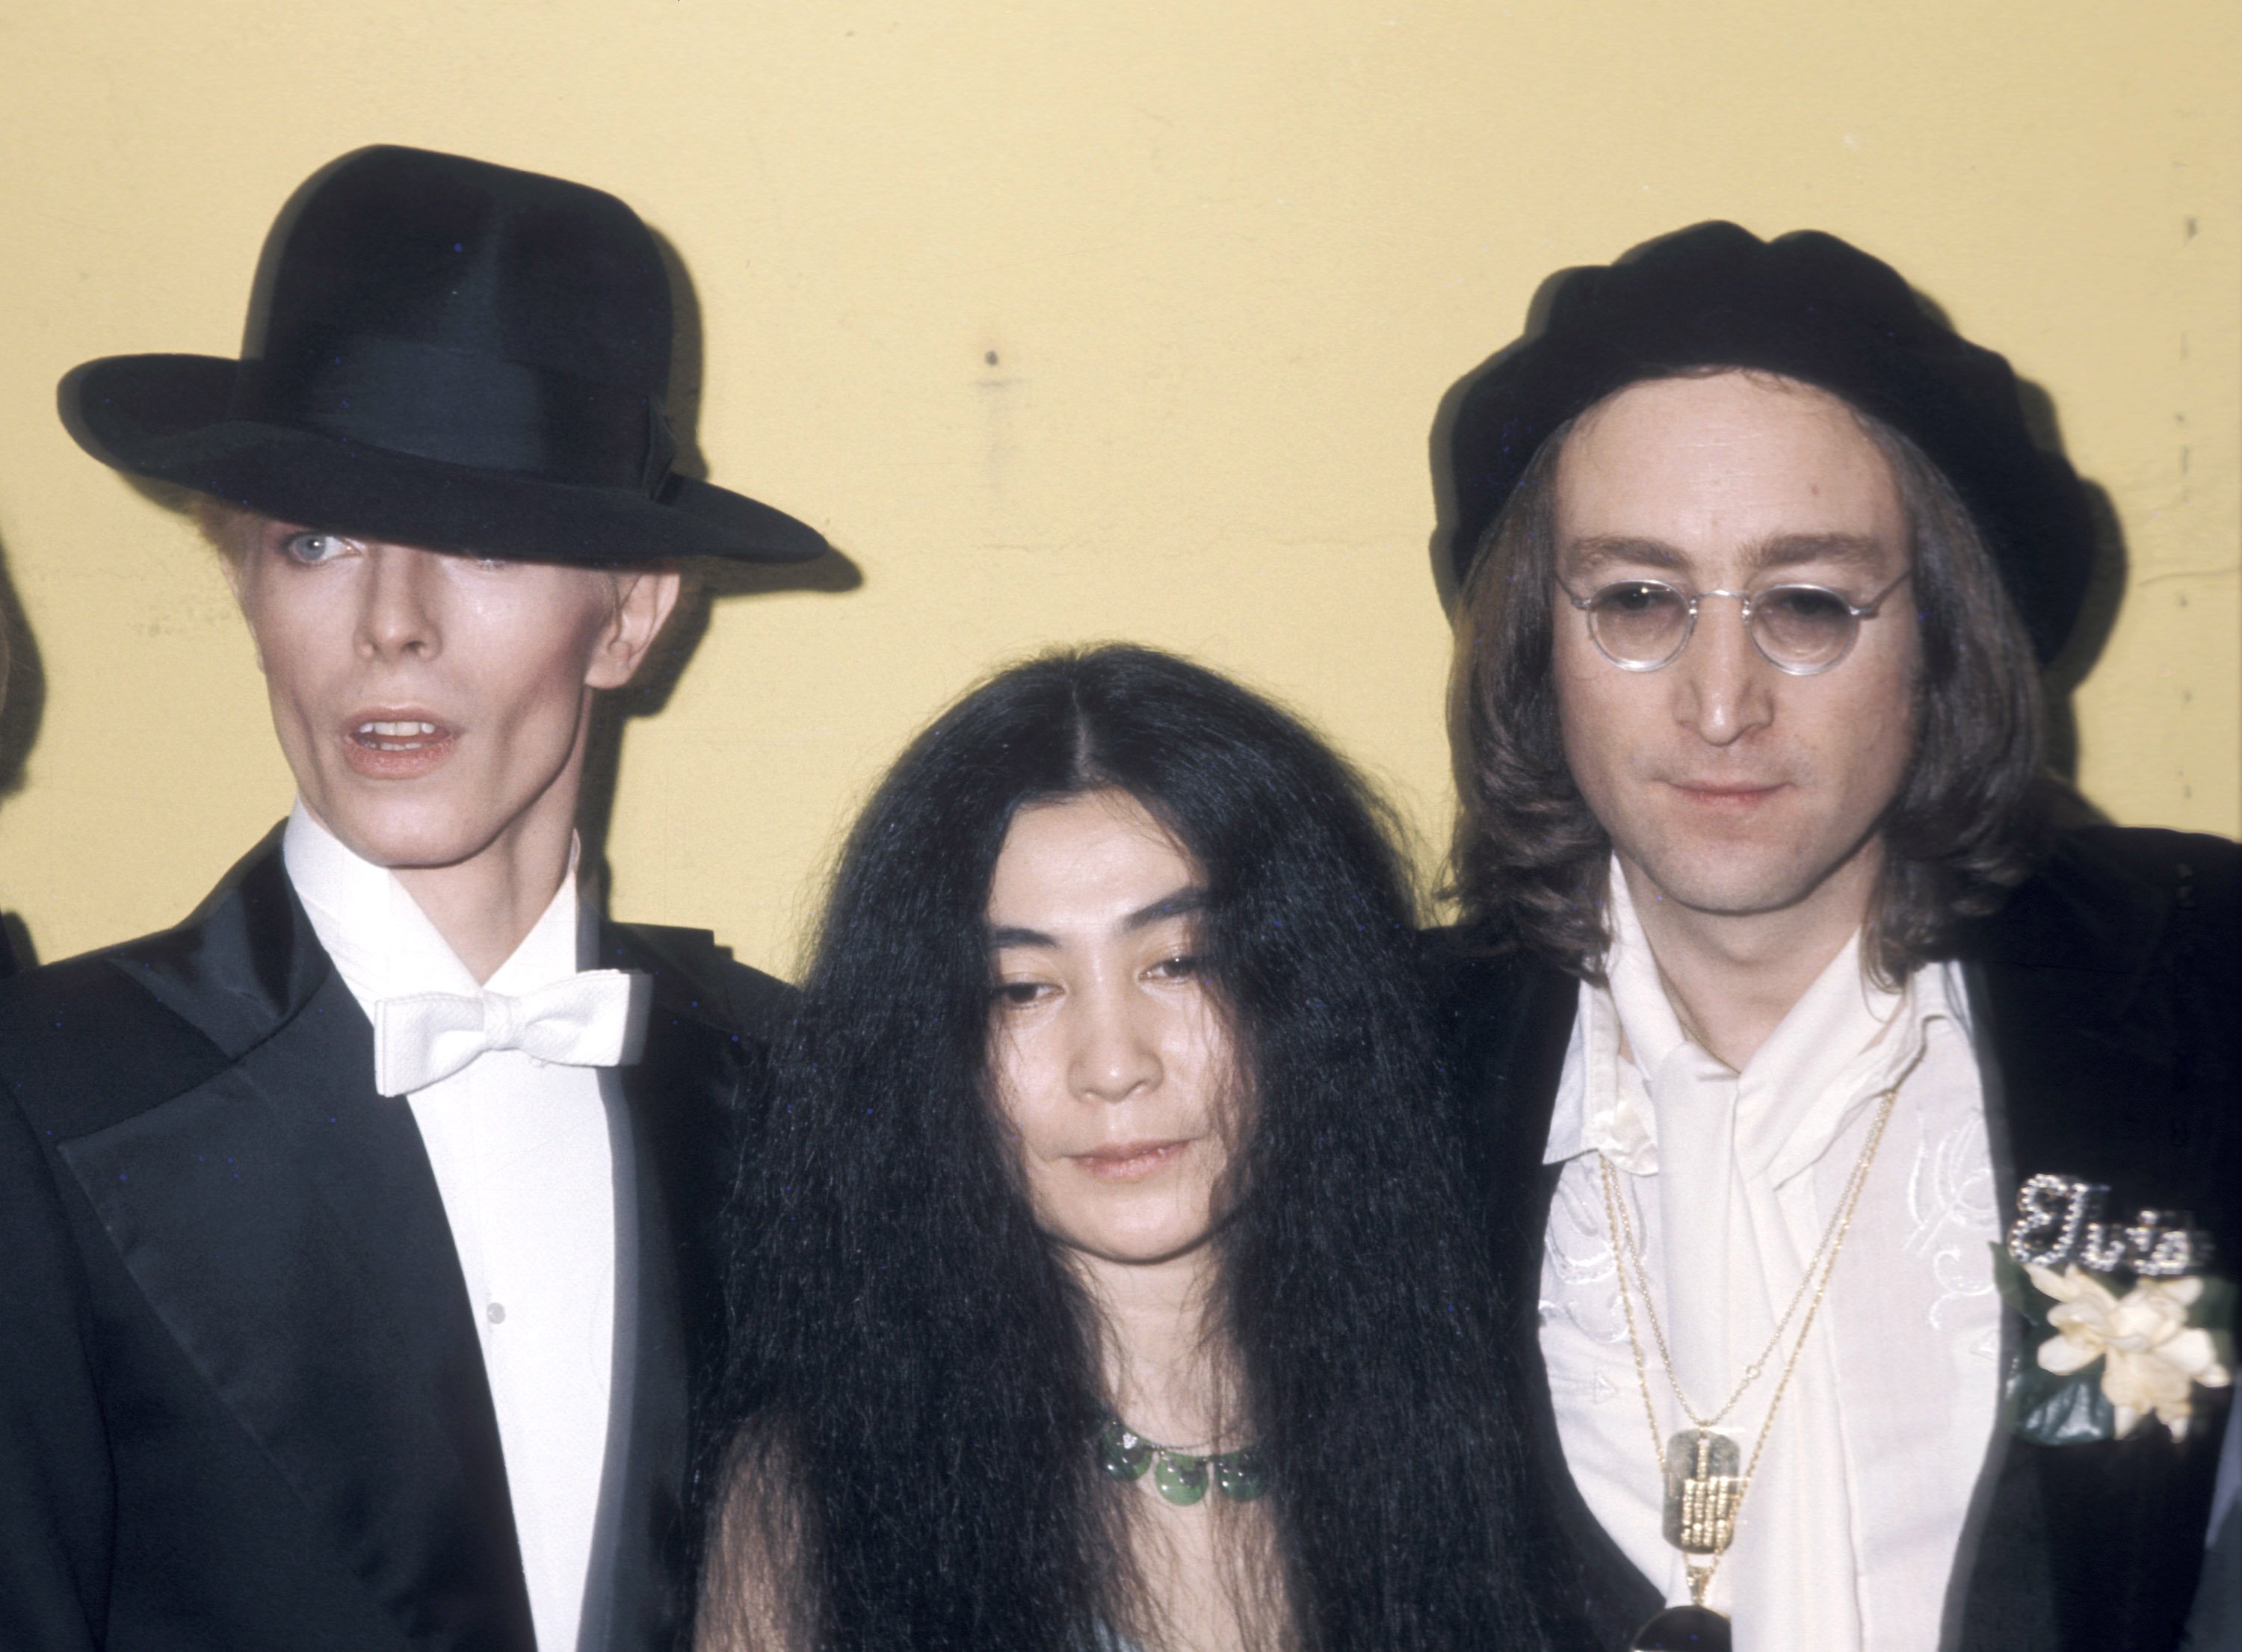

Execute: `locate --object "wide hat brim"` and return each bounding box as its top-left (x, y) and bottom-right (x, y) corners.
top-left (64, 352), bottom-right (829, 566)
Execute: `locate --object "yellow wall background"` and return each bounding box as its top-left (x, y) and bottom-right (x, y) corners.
top-left (0, 1), bottom-right (2235, 977)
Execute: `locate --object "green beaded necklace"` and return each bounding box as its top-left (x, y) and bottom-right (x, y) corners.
top-left (1096, 1417), bottom-right (1267, 1506)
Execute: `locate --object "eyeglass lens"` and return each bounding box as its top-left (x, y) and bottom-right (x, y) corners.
top-left (1587, 583), bottom-right (1861, 670)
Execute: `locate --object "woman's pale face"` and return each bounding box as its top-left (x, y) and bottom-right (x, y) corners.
top-left (986, 790), bottom-right (1236, 1269)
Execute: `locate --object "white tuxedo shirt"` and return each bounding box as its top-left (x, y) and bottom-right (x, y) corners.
top-left (284, 802), bottom-right (623, 1652)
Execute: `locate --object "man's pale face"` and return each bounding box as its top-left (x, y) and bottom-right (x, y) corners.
top-left (1550, 371), bottom-right (1920, 921)
top-left (229, 520), bottom-right (677, 870)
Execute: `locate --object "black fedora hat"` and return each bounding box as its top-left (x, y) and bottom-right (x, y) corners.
top-left (1445, 221), bottom-right (2095, 664)
top-left (61, 144), bottom-right (827, 566)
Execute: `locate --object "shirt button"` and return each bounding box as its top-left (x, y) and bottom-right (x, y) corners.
top-left (486, 1302), bottom-right (507, 1325)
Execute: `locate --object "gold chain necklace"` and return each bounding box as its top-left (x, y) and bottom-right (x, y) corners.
top-left (1608, 1042), bottom-right (1912, 1432)
top-left (1596, 1045), bottom-right (1917, 1651)
top-left (1621, 1142), bottom-right (1862, 1431)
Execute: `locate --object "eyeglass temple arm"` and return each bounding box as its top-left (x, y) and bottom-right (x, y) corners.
top-left (1847, 566), bottom-right (1914, 616)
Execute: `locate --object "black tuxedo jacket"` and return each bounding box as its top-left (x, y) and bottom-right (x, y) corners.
top-left (0, 829), bottom-right (791, 1652)
top-left (1430, 827), bottom-right (2240, 1652)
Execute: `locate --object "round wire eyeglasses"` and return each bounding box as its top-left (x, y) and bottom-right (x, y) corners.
top-left (1556, 568), bottom-right (1913, 675)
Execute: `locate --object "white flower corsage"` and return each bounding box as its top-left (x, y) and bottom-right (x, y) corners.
top-left (1994, 1246), bottom-right (2234, 1447)
top-left (1997, 1172), bottom-right (2232, 1447)
top-left (2027, 1265), bottom-right (2231, 1440)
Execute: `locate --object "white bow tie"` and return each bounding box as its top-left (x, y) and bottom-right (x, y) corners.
top-left (371, 970), bottom-right (652, 1097)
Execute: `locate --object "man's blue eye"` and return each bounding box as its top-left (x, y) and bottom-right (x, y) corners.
top-left (282, 533), bottom-right (349, 565)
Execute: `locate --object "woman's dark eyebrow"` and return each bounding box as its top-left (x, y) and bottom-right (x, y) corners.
top-left (986, 888), bottom-right (1205, 950)
top-left (1124, 888), bottom-right (1208, 932)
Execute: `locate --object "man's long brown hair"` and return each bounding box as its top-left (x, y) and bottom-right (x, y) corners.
top-left (1446, 378), bottom-right (2054, 985)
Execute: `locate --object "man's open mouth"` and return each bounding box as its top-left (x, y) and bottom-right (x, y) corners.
top-left (353, 720), bottom-right (445, 752)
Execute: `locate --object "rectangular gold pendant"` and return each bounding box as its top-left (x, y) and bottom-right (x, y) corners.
top-left (1661, 1429), bottom-right (1741, 1555)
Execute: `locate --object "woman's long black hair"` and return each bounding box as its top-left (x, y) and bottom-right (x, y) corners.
top-left (710, 645), bottom-right (1551, 1651)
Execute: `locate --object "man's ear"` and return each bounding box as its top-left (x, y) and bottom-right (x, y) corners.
top-left (585, 566), bottom-right (685, 690)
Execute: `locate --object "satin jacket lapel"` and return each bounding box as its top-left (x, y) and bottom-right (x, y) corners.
top-left (1948, 844), bottom-right (2217, 1652)
top-left (581, 923), bottom-right (750, 1652)
top-left (62, 836), bottom-right (533, 1652)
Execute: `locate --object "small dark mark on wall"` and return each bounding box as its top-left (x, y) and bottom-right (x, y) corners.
top-left (986, 350), bottom-right (1000, 367)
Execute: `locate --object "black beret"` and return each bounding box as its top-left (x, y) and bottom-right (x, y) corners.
top-left (1445, 221), bottom-right (2095, 664)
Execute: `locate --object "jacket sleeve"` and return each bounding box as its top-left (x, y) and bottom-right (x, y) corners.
top-left (0, 1087), bottom-right (113, 1652)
